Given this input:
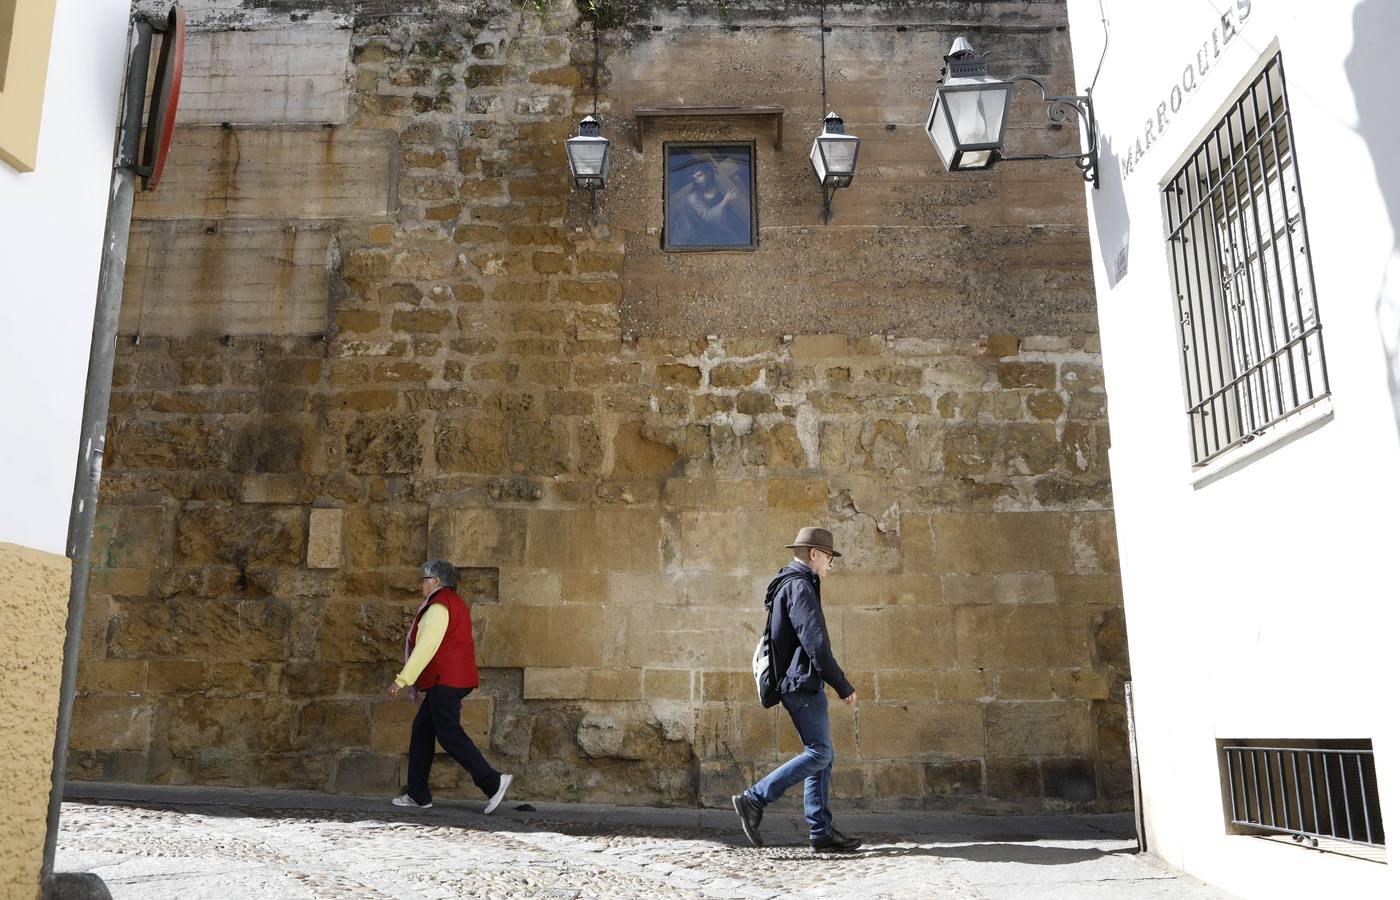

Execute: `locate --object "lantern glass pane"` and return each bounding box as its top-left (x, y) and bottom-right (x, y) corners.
top-left (944, 87), bottom-right (1007, 147)
top-left (821, 136), bottom-right (858, 175)
top-left (960, 149), bottom-right (994, 168)
top-left (927, 96), bottom-right (957, 170)
top-left (568, 138), bottom-right (609, 177)
top-left (809, 137), bottom-right (828, 182)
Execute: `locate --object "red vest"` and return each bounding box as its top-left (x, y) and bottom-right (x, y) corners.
top-left (409, 588), bottom-right (479, 690)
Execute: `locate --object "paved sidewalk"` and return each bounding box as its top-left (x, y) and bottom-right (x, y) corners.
top-left (57, 783), bottom-right (1234, 899)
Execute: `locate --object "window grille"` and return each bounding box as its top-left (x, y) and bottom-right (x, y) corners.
top-left (1163, 53), bottom-right (1330, 467)
top-left (1222, 741), bottom-right (1385, 856)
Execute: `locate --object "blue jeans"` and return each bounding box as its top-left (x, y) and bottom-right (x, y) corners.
top-left (745, 689), bottom-right (833, 838)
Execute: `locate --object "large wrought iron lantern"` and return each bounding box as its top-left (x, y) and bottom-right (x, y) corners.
top-left (810, 112), bottom-right (860, 223)
top-left (925, 37), bottom-right (1011, 172)
top-left (926, 36), bottom-right (1099, 187)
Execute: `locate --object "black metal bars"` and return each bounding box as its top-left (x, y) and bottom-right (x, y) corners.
top-left (1163, 53), bottom-right (1329, 467)
top-left (1223, 745), bottom-right (1385, 850)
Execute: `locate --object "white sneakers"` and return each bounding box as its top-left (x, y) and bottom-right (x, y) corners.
top-left (484, 773), bottom-right (513, 815)
top-left (391, 774), bottom-right (512, 815)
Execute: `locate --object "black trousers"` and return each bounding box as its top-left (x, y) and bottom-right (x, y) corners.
top-left (406, 685), bottom-right (501, 804)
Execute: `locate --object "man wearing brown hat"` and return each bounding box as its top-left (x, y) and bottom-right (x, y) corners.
top-left (732, 527), bottom-right (862, 853)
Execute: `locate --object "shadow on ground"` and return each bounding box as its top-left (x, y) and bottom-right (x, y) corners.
top-left (851, 842), bottom-right (1134, 864)
top-left (65, 796), bottom-right (1137, 869)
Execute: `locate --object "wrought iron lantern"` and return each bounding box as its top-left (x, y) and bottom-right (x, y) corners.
top-left (810, 112), bottom-right (860, 223)
top-left (810, 0), bottom-right (860, 223)
top-left (926, 36), bottom-right (1098, 187)
top-left (566, 115), bottom-right (611, 193)
top-left (565, 5), bottom-right (610, 218)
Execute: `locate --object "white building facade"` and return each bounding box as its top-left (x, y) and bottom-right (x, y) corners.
top-left (0, 1), bottom-right (130, 895)
top-left (1066, 0), bottom-right (1400, 896)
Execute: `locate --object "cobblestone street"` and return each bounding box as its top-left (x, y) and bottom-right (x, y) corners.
top-left (54, 785), bottom-right (1235, 899)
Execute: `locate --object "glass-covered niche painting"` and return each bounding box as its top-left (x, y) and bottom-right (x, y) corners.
top-left (663, 144), bottom-right (756, 251)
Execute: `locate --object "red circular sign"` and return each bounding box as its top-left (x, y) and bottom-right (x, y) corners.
top-left (142, 6), bottom-right (185, 191)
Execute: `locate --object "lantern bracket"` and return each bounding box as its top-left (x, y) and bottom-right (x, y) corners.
top-left (995, 75), bottom-right (1099, 189)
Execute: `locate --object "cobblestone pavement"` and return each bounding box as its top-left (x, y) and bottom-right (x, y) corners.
top-left (56, 785), bottom-right (1236, 899)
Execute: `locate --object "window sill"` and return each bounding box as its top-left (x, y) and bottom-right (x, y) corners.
top-left (1190, 395), bottom-right (1334, 490)
top-left (1241, 833), bottom-right (1388, 865)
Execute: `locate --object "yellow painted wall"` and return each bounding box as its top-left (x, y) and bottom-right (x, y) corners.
top-left (0, 542), bottom-right (70, 900)
top-left (0, 0), bottom-right (58, 172)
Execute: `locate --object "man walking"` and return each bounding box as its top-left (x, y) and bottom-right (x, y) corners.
top-left (388, 559), bottom-right (513, 815)
top-left (733, 527), bottom-right (862, 853)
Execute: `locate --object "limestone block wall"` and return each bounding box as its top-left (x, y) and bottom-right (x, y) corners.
top-left (73, 0), bottom-right (1129, 813)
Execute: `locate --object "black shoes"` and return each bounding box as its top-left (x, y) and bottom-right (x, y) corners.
top-left (732, 793), bottom-right (764, 847)
top-left (810, 829), bottom-right (863, 853)
top-left (732, 794), bottom-right (861, 853)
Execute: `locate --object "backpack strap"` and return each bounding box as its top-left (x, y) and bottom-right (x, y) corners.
top-left (763, 571), bottom-right (804, 659)
top-left (765, 571), bottom-right (805, 612)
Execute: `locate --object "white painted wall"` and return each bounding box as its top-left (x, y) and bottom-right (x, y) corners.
top-left (1066, 0), bottom-right (1400, 896)
top-left (0, 0), bottom-right (130, 556)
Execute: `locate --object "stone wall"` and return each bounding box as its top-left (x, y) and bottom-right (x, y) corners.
top-left (74, 0), bottom-right (1129, 813)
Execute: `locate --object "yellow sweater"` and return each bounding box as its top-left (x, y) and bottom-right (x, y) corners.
top-left (394, 604), bottom-right (449, 688)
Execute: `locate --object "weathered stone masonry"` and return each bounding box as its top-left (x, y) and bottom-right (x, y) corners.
top-left (74, 0), bottom-right (1128, 813)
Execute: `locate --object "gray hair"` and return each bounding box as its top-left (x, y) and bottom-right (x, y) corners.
top-left (420, 559), bottom-right (459, 589)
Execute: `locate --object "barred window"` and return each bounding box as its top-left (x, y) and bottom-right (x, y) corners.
top-left (1164, 53), bottom-right (1330, 468)
top-left (1221, 740), bottom-right (1385, 862)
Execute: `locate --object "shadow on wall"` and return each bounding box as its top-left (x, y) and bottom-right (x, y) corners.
top-left (1092, 133), bottom-right (1130, 289)
top-left (1347, 0), bottom-right (1400, 440)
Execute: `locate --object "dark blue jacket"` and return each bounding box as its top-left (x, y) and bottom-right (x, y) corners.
top-left (765, 561), bottom-right (855, 698)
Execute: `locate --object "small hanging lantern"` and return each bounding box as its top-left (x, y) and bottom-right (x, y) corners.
top-left (564, 7), bottom-right (611, 220)
top-left (565, 115), bottom-right (611, 191)
top-left (810, 111), bottom-right (861, 190)
top-left (810, 0), bottom-right (859, 224)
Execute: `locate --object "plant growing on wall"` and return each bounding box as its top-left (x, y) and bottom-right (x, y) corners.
top-left (527, 0), bottom-right (621, 28)
top-left (576, 0), bottom-right (627, 29)
top-left (521, 0), bottom-right (558, 18)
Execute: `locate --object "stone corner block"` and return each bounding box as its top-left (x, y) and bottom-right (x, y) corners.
top-left (307, 508), bottom-right (344, 569)
top-left (523, 667), bottom-right (588, 700)
top-left (790, 334), bottom-right (850, 360)
top-left (241, 474), bottom-right (301, 505)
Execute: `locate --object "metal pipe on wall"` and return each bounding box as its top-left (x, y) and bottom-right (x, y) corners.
top-left (40, 17), bottom-right (153, 894)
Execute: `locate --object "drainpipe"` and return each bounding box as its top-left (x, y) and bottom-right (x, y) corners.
top-left (40, 18), bottom-right (152, 895)
top-left (1125, 681), bottom-right (1147, 854)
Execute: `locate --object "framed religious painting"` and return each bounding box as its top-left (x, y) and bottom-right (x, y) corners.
top-left (662, 143), bottom-right (757, 252)
top-left (0, 0), bottom-right (60, 172)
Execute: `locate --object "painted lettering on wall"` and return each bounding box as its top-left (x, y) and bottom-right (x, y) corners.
top-left (1117, 0), bottom-right (1253, 180)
